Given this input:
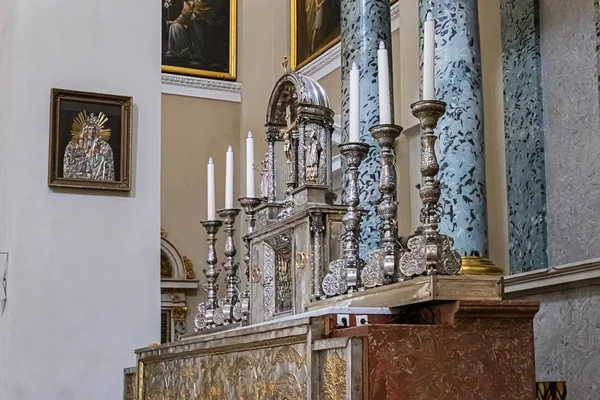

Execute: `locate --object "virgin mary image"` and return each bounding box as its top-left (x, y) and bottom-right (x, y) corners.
top-left (63, 111), bottom-right (115, 181)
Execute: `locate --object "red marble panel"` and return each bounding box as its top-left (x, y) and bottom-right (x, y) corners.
top-left (332, 301), bottom-right (539, 400)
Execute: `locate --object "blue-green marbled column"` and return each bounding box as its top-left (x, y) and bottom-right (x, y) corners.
top-left (341, 0), bottom-right (395, 256)
top-left (501, 0), bottom-right (548, 273)
top-left (419, 0), bottom-right (489, 258)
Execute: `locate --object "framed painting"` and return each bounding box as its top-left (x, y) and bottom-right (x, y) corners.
top-left (291, 0), bottom-right (399, 70)
top-left (48, 88), bottom-right (133, 191)
top-left (162, 0), bottom-right (237, 80)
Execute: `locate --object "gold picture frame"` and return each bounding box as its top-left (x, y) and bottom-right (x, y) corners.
top-left (291, 0), bottom-right (399, 70)
top-left (162, 0), bottom-right (237, 80)
top-left (48, 88), bottom-right (133, 192)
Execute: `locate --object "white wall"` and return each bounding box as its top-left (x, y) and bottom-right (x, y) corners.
top-left (0, 0), bottom-right (161, 399)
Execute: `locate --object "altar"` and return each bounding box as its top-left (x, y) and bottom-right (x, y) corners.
top-left (124, 4), bottom-right (539, 398)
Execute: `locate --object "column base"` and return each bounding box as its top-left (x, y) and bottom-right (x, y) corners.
top-left (460, 256), bottom-right (504, 276)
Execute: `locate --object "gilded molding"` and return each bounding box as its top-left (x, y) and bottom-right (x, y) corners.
top-left (182, 256), bottom-right (195, 280)
top-left (323, 351), bottom-right (347, 400)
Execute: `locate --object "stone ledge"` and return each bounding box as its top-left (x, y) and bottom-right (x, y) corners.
top-left (161, 73), bottom-right (242, 102)
top-left (504, 258), bottom-right (600, 298)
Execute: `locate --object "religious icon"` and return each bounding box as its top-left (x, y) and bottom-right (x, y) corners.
top-left (162, 0), bottom-right (237, 80)
top-left (48, 88), bottom-right (133, 191)
top-left (306, 130), bottom-right (322, 183)
top-left (63, 112), bottom-right (115, 181)
top-left (291, 0), bottom-right (399, 69)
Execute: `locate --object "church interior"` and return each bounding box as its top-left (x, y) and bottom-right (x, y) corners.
top-left (0, 0), bottom-right (597, 398)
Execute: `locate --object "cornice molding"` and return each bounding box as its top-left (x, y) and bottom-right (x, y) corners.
top-left (299, 2), bottom-right (401, 81)
top-left (161, 73), bottom-right (242, 102)
top-left (504, 258), bottom-right (600, 298)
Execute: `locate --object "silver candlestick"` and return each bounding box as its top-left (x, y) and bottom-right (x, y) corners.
top-left (361, 124), bottom-right (404, 288)
top-left (399, 100), bottom-right (461, 277)
top-left (322, 142), bottom-right (370, 297)
top-left (195, 220), bottom-right (224, 331)
top-left (238, 197), bottom-right (261, 324)
top-left (218, 208), bottom-right (242, 324)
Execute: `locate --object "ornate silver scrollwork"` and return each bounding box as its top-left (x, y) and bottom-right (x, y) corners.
top-left (195, 220), bottom-right (223, 331)
top-left (399, 100), bottom-right (461, 278)
top-left (310, 212), bottom-right (326, 300)
top-left (238, 196), bottom-right (262, 324)
top-left (322, 142), bottom-right (369, 297)
top-left (361, 124), bottom-right (405, 287)
top-left (218, 208), bottom-right (242, 324)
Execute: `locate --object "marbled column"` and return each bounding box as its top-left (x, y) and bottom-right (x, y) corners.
top-left (419, 0), bottom-right (488, 258)
top-left (501, 0), bottom-right (548, 273)
top-left (341, 0), bottom-right (394, 256)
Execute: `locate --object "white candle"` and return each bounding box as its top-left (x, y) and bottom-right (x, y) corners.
top-left (225, 146), bottom-right (234, 209)
top-left (246, 131), bottom-right (255, 197)
top-left (349, 62), bottom-right (360, 142)
top-left (423, 10), bottom-right (436, 100)
top-left (377, 41), bottom-right (392, 124)
top-left (207, 157), bottom-right (216, 220)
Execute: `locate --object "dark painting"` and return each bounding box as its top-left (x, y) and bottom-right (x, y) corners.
top-left (49, 89), bottom-right (132, 191)
top-left (162, 0), bottom-right (236, 80)
top-left (294, 0), bottom-right (341, 69)
top-left (292, 0), bottom-right (399, 69)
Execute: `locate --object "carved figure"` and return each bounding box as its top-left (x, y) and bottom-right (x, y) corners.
top-left (306, 131), bottom-right (322, 183)
top-left (259, 155), bottom-right (269, 200)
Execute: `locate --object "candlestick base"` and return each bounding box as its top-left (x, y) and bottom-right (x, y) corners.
top-left (195, 220), bottom-right (223, 331)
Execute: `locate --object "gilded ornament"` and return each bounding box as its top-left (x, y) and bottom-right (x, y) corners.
top-left (323, 351), bottom-right (347, 400)
top-left (172, 307), bottom-right (187, 321)
top-left (160, 228), bottom-right (168, 238)
top-left (182, 256), bottom-right (195, 279)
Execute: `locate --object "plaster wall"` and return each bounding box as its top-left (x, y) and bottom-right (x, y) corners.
top-left (529, 285), bottom-right (600, 398)
top-left (0, 0), bottom-right (161, 398)
top-left (161, 94), bottom-right (240, 330)
top-left (539, 0), bottom-right (600, 266)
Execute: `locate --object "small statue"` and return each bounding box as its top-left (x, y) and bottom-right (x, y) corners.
top-left (259, 155), bottom-right (269, 201)
top-left (281, 105), bottom-right (296, 164)
top-left (306, 130), bottom-right (322, 183)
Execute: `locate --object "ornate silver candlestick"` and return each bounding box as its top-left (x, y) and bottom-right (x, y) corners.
top-left (238, 197), bottom-right (261, 323)
top-left (361, 124), bottom-right (404, 288)
top-left (399, 100), bottom-right (461, 277)
top-left (322, 142), bottom-right (370, 297)
top-left (195, 220), bottom-right (223, 331)
top-left (218, 208), bottom-right (242, 323)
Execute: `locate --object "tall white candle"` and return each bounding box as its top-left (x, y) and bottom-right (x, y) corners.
top-left (246, 131), bottom-right (255, 197)
top-left (349, 62), bottom-right (360, 142)
top-left (423, 10), bottom-right (436, 100)
top-left (377, 41), bottom-right (392, 124)
top-left (225, 146), bottom-right (234, 209)
top-left (207, 157), bottom-right (216, 220)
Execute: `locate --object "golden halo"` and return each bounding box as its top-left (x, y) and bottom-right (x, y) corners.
top-left (70, 110), bottom-right (111, 143)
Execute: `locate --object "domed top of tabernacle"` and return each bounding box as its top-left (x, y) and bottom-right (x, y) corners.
top-left (265, 71), bottom-right (331, 126)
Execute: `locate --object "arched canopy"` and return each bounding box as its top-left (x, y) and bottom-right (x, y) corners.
top-left (265, 71), bottom-right (331, 126)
